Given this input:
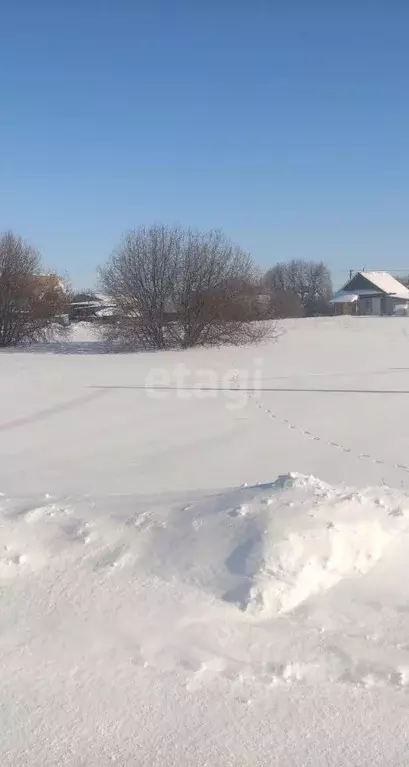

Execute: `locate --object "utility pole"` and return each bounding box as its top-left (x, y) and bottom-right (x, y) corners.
top-left (349, 269), bottom-right (354, 280)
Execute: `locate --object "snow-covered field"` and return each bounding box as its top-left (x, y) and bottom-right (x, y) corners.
top-left (2, 317), bottom-right (409, 765)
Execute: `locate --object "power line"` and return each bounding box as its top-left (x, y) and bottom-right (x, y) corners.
top-left (333, 269), bottom-right (409, 275)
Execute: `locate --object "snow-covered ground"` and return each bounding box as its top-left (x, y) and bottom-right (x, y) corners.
top-left (2, 317), bottom-right (409, 765)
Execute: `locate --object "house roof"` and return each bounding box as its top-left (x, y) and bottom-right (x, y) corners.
top-left (330, 292), bottom-right (358, 304)
top-left (342, 271), bottom-right (409, 300)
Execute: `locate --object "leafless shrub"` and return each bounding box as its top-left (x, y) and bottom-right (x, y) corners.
top-left (99, 225), bottom-right (276, 350)
top-left (268, 289), bottom-right (303, 318)
top-left (0, 232), bottom-right (68, 347)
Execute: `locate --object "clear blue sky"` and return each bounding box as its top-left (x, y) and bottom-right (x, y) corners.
top-left (1, 1), bottom-right (408, 288)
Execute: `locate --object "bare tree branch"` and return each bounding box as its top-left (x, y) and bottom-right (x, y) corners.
top-left (99, 225), bottom-right (275, 350)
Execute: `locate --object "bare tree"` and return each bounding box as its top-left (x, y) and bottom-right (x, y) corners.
top-left (0, 232), bottom-right (68, 347)
top-left (168, 229), bottom-right (271, 348)
top-left (265, 260), bottom-right (332, 316)
top-left (99, 225), bottom-right (180, 349)
top-left (99, 225), bottom-right (274, 350)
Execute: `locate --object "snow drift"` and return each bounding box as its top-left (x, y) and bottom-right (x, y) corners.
top-left (139, 472), bottom-right (409, 617)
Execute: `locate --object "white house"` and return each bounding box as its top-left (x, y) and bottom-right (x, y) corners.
top-left (330, 271), bottom-right (409, 316)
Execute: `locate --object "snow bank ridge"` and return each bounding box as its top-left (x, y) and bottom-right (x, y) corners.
top-left (2, 473), bottom-right (409, 625)
top-left (245, 479), bottom-right (389, 614)
top-left (162, 472), bottom-right (409, 618)
top-left (240, 473), bottom-right (409, 615)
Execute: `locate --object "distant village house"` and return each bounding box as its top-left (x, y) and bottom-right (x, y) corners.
top-left (330, 271), bottom-right (409, 316)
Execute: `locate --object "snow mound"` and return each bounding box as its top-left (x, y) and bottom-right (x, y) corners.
top-left (246, 475), bottom-right (403, 615)
top-left (144, 472), bottom-right (409, 617)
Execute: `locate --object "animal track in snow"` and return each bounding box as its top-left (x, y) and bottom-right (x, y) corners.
top-left (341, 663), bottom-right (409, 690)
top-left (184, 651), bottom-right (409, 693)
top-left (0, 546), bottom-right (28, 578)
top-left (23, 504), bottom-right (66, 523)
top-left (93, 546), bottom-right (134, 572)
top-left (228, 504), bottom-right (253, 518)
top-left (7, 501), bottom-right (69, 524)
top-left (184, 654), bottom-right (317, 692)
top-left (21, 503), bottom-right (92, 544)
top-left (126, 510), bottom-right (166, 531)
